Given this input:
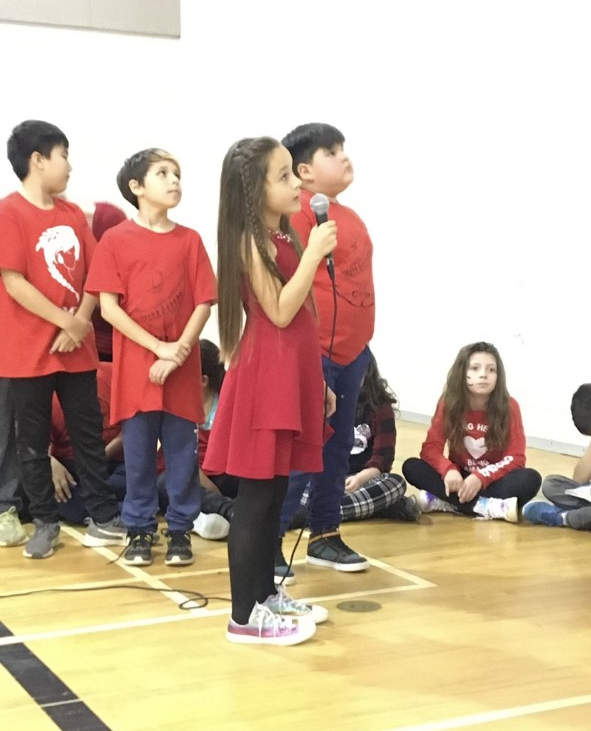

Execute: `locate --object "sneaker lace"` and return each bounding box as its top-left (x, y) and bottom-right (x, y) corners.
top-left (483, 499), bottom-right (506, 520)
top-left (254, 603), bottom-right (291, 635)
top-left (162, 529), bottom-right (190, 548)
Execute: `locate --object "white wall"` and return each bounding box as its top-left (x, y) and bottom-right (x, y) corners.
top-left (0, 0), bottom-right (589, 451)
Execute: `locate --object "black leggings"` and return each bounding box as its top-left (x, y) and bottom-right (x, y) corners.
top-left (228, 476), bottom-right (288, 624)
top-left (402, 458), bottom-right (541, 515)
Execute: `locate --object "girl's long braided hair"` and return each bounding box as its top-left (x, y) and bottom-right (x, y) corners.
top-left (217, 137), bottom-right (303, 361)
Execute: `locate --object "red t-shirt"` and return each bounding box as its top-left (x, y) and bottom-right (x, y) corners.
top-left (50, 362), bottom-right (120, 461)
top-left (85, 220), bottom-right (217, 424)
top-left (0, 192), bottom-right (99, 377)
top-left (420, 397), bottom-right (527, 488)
top-left (291, 189), bottom-right (375, 365)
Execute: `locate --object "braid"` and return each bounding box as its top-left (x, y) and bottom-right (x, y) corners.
top-left (237, 143), bottom-right (286, 285)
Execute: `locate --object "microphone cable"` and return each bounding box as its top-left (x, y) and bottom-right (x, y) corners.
top-left (279, 236), bottom-right (338, 588)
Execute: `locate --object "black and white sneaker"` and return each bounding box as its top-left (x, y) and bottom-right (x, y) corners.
top-left (164, 530), bottom-right (194, 566)
top-left (307, 530), bottom-right (369, 572)
top-left (123, 531), bottom-right (154, 566)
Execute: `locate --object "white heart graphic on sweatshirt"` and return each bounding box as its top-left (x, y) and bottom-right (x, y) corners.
top-left (464, 436), bottom-right (487, 459)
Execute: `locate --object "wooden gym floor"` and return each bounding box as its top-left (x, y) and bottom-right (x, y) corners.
top-left (1, 420), bottom-right (590, 731)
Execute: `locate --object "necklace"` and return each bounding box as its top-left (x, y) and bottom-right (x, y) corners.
top-left (268, 229), bottom-right (292, 244)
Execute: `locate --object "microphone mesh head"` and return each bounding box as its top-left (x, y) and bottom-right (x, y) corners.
top-left (310, 193), bottom-right (330, 216)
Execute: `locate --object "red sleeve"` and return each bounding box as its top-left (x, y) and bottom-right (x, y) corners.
top-left (0, 207), bottom-right (27, 273)
top-left (193, 234), bottom-right (217, 305)
top-left (419, 400), bottom-right (459, 478)
top-left (364, 402), bottom-right (396, 472)
top-left (476, 399), bottom-right (527, 488)
top-left (290, 207), bottom-right (315, 249)
top-left (85, 235), bottom-right (125, 296)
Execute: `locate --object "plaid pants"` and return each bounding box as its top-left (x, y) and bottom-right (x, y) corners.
top-left (300, 472), bottom-right (406, 522)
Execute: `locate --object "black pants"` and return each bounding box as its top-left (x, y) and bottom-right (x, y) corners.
top-left (11, 370), bottom-right (118, 524)
top-left (402, 457), bottom-right (541, 515)
top-left (228, 477), bottom-right (288, 624)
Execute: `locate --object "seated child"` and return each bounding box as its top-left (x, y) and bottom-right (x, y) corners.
top-left (523, 383), bottom-right (591, 529)
top-left (403, 341), bottom-right (541, 522)
top-left (50, 361), bottom-right (126, 523)
top-left (276, 349), bottom-right (419, 584)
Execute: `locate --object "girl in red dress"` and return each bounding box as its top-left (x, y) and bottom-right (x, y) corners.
top-left (204, 137), bottom-right (336, 645)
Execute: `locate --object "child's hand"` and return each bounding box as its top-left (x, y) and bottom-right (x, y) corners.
top-left (458, 473), bottom-right (482, 503)
top-left (51, 456), bottom-right (76, 502)
top-left (444, 469), bottom-right (463, 495)
top-left (345, 474), bottom-right (364, 494)
top-left (155, 340), bottom-right (191, 366)
top-left (50, 330), bottom-right (77, 354)
top-left (307, 221), bottom-right (337, 265)
top-left (149, 359), bottom-right (179, 385)
top-left (64, 313), bottom-right (93, 347)
top-left (324, 385), bottom-right (337, 418)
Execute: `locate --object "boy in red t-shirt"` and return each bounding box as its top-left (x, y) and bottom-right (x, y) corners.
top-left (0, 120), bottom-right (127, 558)
top-left (275, 123), bottom-right (375, 580)
top-left (85, 148), bottom-right (217, 567)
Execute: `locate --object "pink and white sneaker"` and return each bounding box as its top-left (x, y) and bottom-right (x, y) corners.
top-left (226, 602), bottom-right (316, 646)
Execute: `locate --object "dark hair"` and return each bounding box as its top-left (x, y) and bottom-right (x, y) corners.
top-left (281, 123), bottom-right (345, 176)
top-left (442, 341), bottom-right (510, 453)
top-left (356, 350), bottom-right (398, 420)
top-left (116, 148), bottom-right (180, 209)
top-left (92, 202), bottom-right (126, 241)
top-left (199, 339), bottom-right (226, 395)
top-left (217, 136), bottom-right (303, 361)
top-left (7, 120), bottom-right (69, 181)
top-left (571, 384), bottom-right (591, 436)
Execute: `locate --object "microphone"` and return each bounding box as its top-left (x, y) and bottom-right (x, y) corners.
top-left (310, 193), bottom-right (334, 279)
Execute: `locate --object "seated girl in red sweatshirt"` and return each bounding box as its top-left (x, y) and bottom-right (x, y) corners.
top-left (402, 341), bottom-right (541, 522)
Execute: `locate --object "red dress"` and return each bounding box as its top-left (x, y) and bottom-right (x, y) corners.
top-left (203, 232), bottom-right (325, 479)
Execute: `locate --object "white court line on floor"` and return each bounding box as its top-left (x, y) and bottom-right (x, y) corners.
top-left (381, 692), bottom-right (591, 731)
top-left (0, 564), bottom-right (435, 648)
top-left (0, 609), bottom-right (228, 647)
top-left (60, 524), bottom-right (196, 608)
top-left (1, 528), bottom-right (437, 646)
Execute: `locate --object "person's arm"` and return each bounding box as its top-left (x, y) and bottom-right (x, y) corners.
top-left (50, 455), bottom-right (76, 503)
top-left (1, 269), bottom-right (91, 345)
top-left (200, 468), bottom-right (222, 495)
top-left (248, 223), bottom-right (336, 328)
top-left (50, 292), bottom-right (99, 353)
top-left (573, 442), bottom-right (591, 483)
top-left (148, 303), bottom-right (213, 386)
top-left (99, 292), bottom-right (190, 365)
top-left (419, 400), bottom-right (458, 477)
top-left (178, 303), bottom-right (212, 347)
top-left (345, 403), bottom-right (394, 493)
top-left (474, 399), bottom-right (527, 488)
top-left (104, 434), bottom-right (123, 462)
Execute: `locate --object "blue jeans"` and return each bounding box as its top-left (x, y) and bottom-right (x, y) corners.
top-left (122, 411), bottom-right (200, 532)
top-left (279, 346), bottom-right (371, 536)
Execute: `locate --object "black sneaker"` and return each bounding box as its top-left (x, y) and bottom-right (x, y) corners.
top-left (164, 530), bottom-right (194, 566)
top-left (307, 530), bottom-right (369, 572)
top-left (274, 540), bottom-right (295, 586)
top-left (124, 531), bottom-right (154, 566)
top-left (376, 495), bottom-right (421, 522)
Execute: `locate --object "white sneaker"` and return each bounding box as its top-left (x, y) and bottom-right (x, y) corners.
top-left (264, 585), bottom-right (329, 624)
top-left (416, 491), bottom-right (458, 514)
top-left (226, 602), bottom-right (316, 646)
top-left (193, 513), bottom-right (230, 540)
top-left (474, 496), bottom-right (518, 523)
